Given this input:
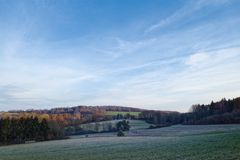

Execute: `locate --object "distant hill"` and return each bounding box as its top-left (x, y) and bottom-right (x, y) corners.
top-left (0, 105), bottom-right (149, 127)
top-left (8, 105), bottom-right (145, 114)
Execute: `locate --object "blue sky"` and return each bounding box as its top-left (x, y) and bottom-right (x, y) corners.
top-left (0, 0), bottom-right (240, 112)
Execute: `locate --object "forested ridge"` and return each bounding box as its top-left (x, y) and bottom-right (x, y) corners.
top-left (182, 97), bottom-right (240, 124)
top-left (140, 97), bottom-right (240, 125)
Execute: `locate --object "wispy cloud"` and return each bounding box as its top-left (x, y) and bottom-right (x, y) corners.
top-left (145, 0), bottom-right (231, 33)
top-left (185, 52), bottom-right (209, 66)
top-left (86, 47), bottom-right (240, 112)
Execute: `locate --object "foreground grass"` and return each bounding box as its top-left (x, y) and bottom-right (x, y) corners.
top-left (0, 127), bottom-right (240, 160)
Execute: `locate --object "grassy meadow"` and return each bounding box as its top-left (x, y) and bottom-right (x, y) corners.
top-left (1, 122), bottom-right (240, 160)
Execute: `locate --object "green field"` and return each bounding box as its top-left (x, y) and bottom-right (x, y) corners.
top-left (105, 111), bottom-right (141, 116)
top-left (1, 123), bottom-right (240, 160)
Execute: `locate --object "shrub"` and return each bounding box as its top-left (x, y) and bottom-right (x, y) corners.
top-left (117, 130), bottom-right (125, 137)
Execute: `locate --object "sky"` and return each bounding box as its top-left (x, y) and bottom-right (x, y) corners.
top-left (0, 0), bottom-right (240, 112)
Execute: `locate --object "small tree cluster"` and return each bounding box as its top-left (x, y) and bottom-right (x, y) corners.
top-left (116, 120), bottom-right (130, 137)
top-left (116, 120), bottom-right (130, 131)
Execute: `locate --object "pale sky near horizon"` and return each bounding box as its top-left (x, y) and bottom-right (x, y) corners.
top-left (0, 0), bottom-right (240, 112)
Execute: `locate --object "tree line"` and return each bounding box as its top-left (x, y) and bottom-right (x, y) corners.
top-left (139, 97), bottom-right (240, 126)
top-left (0, 117), bottom-right (64, 145)
top-left (182, 97), bottom-right (240, 124)
top-left (139, 111), bottom-right (181, 126)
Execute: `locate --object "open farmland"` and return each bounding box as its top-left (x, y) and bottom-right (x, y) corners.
top-left (67, 120), bottom-right (151, 135)
top-left (1, 124), bottom-right (240, 160)
top-left (105, 111), bottom-right (141, 116)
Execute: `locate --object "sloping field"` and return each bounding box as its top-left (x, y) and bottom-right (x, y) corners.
top-left (1, 124), bottom-right (240, 160)
top-left (128, 124), bottom-right (240, 137)
top-left (70, 120), bottom-right (152, 138)
top-left (128, 120), bottom-right (152, 129)
top-left (75, 120), bottom-right (151, 133)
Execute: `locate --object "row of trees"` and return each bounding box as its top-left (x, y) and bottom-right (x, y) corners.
top-left (139, 97), bottom-right (240, 126)
top-left (182, 97), bottom-right (240, 124)
top-left (139, 111), bottom-right (181, 125)
top-left (0, 117), bottom-right (64, 145)
top-left (112, 113), bottom-right (137, 120)
top-left (0, 112), bottom-right (101, 128)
